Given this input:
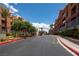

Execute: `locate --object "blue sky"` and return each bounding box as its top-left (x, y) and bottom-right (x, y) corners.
top-left (3, 3), bottom-right (66, 32)
top-left (6, 3), bottom-right (66, 24)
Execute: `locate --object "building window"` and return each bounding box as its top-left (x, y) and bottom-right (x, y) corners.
top-left (11, 22), bottom-right (12, 25)
top-left (66, 21), bottom-right (71, 28)
top-left (1, 20), bottom-right (5, 24)
top-left (63, 13), bottom-right (66, 17)
top-left (66, 10), bottom-right (68, 17)
top-left (2, 26), bottom-right (6, 31)
top-left (60, 24), bottom-right (65, 31)
top-left (77, 17), bottom-right (79, 25)
top-left (71, 17), bottom-right (76, 27)
top-left (71, 6), bottom-right (76, 15)
top-left (62, 18), bottom-right (65, 21)
top-left (78, 4), bottom-right (79, 12)
top-left (2, 20), bottom-right (5, 23)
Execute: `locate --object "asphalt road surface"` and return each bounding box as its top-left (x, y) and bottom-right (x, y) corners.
top-left (0, 35), bottom-right (73, 56)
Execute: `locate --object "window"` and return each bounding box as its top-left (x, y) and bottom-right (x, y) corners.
top-left (77, 17), bottom-right (79, 25)
top-left (63, 13), bottom-right (66, 17)
top-left (78, 4), bottom-right (79, 11)
top-left (71, 6), bottom-right (76, 15)
top-left (71, 17), bottom-right (76, 21)
top-left (66, 21), bottom-right (71, 28)
top-left (62, 18), bottom-right (65, 21)
top-left (2, 27), bottom-right (5, 29)
top-left (62, 18), bottom-right (66, 24)
top-left (1, 20), bottom-right (5, 24)
top-left (11, 22), bottom-right (12, 25)
top-left (71, 17), bottom-right (76, 27)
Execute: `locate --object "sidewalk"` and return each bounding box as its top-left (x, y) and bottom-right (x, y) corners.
top-left (56, 35), bottom-right (79, 56)
top-left (61, 36), bottom-right (79, 45)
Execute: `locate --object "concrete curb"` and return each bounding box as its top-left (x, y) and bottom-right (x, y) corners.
top-left (57, 36), bottom-right (79, 56)
top-left (0, 37), bottom-right (32, 45)
top-left (59, 40), bottom-right (79, 56)
top-left (0, 38), bottom-right (21, 45)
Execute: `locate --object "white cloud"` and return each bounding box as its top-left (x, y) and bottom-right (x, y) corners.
top-left (10, 5), bottom-right (18, 13)
top-left (3, 3), bottom-right (18, 13)
top-left (32, 23), bottom-right (50, 32)
top-left (3, 3), bottom-right (9, 8)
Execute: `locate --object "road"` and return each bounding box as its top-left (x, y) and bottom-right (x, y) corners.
top-left (0, 35), bottom-right (72, 56)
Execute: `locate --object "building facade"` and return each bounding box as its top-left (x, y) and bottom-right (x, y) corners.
top-left (53, 3), bottom-right (79, 33)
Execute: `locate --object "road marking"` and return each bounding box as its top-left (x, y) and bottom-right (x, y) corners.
top-left (57, 38), bottom-right (77, 56)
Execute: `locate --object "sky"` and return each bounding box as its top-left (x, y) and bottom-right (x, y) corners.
top-left (2, 3), bottom-right (66, 32)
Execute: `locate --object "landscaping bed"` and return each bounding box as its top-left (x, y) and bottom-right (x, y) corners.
top-left (0, 36), bottom-right (21, 45)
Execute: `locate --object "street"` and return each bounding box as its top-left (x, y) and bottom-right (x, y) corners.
top-left (0, 35), bottom-right (72, 56)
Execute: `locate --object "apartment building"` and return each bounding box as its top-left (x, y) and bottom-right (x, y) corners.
top-left (53, 3), bottom-right (79, 33)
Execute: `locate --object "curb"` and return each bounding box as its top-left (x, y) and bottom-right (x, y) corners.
top-left (0, 37), bottom-right (28, 45)
top-left (0, 38), bottom-right (20, 45)
top-left (59, 38), bottom-right (79, 56)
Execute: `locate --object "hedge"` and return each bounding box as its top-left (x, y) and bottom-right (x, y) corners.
top-left (57, 28), bottom-right (79, 39)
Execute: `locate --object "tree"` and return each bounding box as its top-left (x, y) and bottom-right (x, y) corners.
top-left (1, 8), bottom-right (10, 33)
top-left (12, 19), bottom-right (37, 37)
top-left (29, 26), bottom-right (37, 36)
top-left (12, 20), bottom-right (21, 32)
top-left (49, 24), bottom-right (54, 34)
top-left (50, 24), bottom-right (53, 28)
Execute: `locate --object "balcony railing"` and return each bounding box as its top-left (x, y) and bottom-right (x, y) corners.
top-left (76, 17), bottom-right (79, 28)
top-left (71, 19), bottom-right (76, 27)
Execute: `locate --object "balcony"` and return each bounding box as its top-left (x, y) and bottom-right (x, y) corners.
top-left (1, 20), bottom-right (6, 27)
top-left (66, 17), bottom-right (76, 30)
top-left (66, 21), bottom-right (71, 29)
top-left (70, 19), bottom-right (76, 29)
top-left (1, 18), bottom-right (5, 21)
top-left (71, 6), bottom-right (76, 16)
top-left (59, 24), bottom-right (66, 31)
top-left (2, 26), bottom-right (6, 33)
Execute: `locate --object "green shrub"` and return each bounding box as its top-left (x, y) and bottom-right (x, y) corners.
top-left (6, 33), bottom-right (11, 36)
top-left (57, 28), bottom-right (79, 39)
top-left (0, 39), bottom-right (6, 42)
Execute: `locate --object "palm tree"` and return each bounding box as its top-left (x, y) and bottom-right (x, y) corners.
top-left (1, 8), bottom-right (10, 33)
top-left (41, 27), bottom-right (43, 31)
top-left (50, 24), bottom-right (53, 28)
